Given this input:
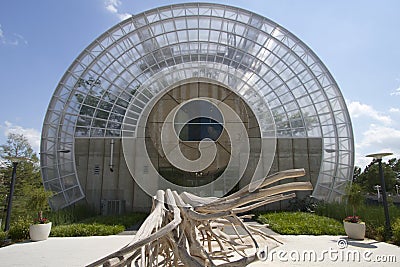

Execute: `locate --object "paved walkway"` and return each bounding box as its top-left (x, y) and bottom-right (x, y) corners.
top-left (0, 233), bottom-right (398, 266)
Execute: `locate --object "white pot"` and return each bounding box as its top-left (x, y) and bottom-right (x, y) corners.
top-left (29, 222), bottom-right (52, 241)
top-left (343, 221), bottom-right (365, 240)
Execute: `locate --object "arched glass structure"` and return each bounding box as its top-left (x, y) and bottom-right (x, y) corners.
top-left (41, 3), bottom-right (354, 210)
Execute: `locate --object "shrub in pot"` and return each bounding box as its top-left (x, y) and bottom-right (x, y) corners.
top-left (343, 183), bottom-right (365, 240)
top-left (25, 187), bottom-right (53, 241)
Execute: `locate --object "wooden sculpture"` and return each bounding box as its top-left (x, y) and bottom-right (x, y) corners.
top-left (87, 168), bottom-right (312, 267)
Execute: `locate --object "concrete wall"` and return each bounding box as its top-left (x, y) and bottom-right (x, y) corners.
top-left (74, 137), bottom-right (321, 214)
top-left (75, 138), bottom-right (152, 214)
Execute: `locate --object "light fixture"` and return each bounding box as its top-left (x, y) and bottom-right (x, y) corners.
top-left (366, 152), bottom-right (393, 239)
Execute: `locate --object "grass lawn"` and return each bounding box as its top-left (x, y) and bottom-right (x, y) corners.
top-left (50, 212), bottom-right (148, 237)
top-left (3, 212), bottom-right (148, 243)
top-left (257, 212), bottom-right (345, 235)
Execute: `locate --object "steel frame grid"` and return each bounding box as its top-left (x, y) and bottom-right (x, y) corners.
top-left (41, 2), bottom-right (354, 209)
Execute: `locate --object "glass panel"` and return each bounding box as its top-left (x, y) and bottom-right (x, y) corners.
top-left (42, 167), bottom-right (57, 181)
top-left (41, 3), bottom-right (354, 208)
top-left (49, 193), bottom-right (67, 210)
top-left (65, 187), bottom-right (84, 203)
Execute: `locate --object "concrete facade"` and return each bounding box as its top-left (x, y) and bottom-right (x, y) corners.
top-left (74, 137), bottom-right (321, 213)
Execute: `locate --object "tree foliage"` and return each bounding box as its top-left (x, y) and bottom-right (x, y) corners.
top-left (353, 166), bottom-right (362, 182)
top-left (388, 158), bottom-right (400, 180)
top-left (0, 133), bottom-right (50, 225)
top-left (354, 158), bottom-right (399, 193)
top-left (0, 133), bottom-right (38, 162)
top-left (345, 183), bottom-right (363, 216)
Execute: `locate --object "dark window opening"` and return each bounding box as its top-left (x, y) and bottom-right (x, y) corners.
top-left (178, 117), bottom-right (223, 141)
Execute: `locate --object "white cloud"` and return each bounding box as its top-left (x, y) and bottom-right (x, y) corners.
top-left (0, 24), bottom-right (28, 46)
top-left (105, 1), bottom-right (118, 13)
top-left (354, 124), bottom-right (400, 167)
top-left (359, 124), bottom-right (400, 148)
top-left (118, 13), bottom-right (132, 21)
top-left (1, 121), bottom-right (41, 152)
top-left (104, 0), bottom-right (131, 21)
top-left (0, 24), bottom-right (5, 44)
top-left (390, 87), bottom-right (400, 96)
top-left (13, 33), bottom-right (28, 45)
top-left (354, 151), bottom-right (372, 169)
top-left (347, 101), bottom-right (392, 125)
top-left (389, 107), bottom-right (400, 113)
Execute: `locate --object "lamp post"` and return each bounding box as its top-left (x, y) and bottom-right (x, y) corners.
top-left (3, 155), bottom-right (39, 232)
top-left (395, 184), bottom-right (399, 196)
top-left (366, 152), bottom-right (393, 239)
top-left (4, 161), bottom-right (18, 232)
top-left (374, 185), bottom-right (381, 200)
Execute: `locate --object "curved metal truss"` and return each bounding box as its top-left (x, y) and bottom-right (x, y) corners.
top-left (41, 2), bottom-right (354, 209)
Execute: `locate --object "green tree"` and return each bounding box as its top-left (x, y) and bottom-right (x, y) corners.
top-left (24, 186), bottom-right (53, 221)
top-left (0, 133), bottom-right (41, 188)
top-left (356, 159), bottom-right (397, 193)
top-left (0, 133), bottom-right (47, 223)
top-left (388, 158), bottom-right (400, 180)
top-left (0, 133), bottom-right (37, 161)
top-left (353, 166), bottom-right (362, 183)
top-left (345, 183), bottom-right (363, 217)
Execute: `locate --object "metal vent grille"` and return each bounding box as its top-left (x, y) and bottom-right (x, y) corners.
top-left (101, 200), bottom-right (126, 215)
top-left (93, 165), bottom-right (100, 175)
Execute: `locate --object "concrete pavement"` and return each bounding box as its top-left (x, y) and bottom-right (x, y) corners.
top-left (249, 235), bottom-right (400, 267)
top-left (0, 233), bottom-right (398, 266)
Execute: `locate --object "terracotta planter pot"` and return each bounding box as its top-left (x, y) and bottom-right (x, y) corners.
top-left (343, 221), bottom-right (365, 240)
top-left (29, 222), bottom-right (52, 241)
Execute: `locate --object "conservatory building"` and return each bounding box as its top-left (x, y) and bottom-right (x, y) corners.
top-left (40, 3), bottom-right (354, 213)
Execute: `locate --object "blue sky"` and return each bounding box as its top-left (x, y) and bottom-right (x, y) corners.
top-left (0, 0), bottom-right (399, 168)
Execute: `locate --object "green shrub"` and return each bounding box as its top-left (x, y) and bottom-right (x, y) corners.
top-left (78, 213), bottom-right (147, 228)
top-left (257, 212), bottom-right (345, 235)
top-left (316, 202), bottom-right (400, 241)
top-left (23, 185), bottom-right (52, 218)
top-left (345, 183), bottom-right (364, 217)
top-left (47, 205), bottom-right (96, 226)
top-left (8, 216), bottom-right (31, 241)
top-left (48, 212), bottom-right (146, 237)
top-left (0, 231), bottom-right (8, 244)
top-left (50, 223), bottom-right (124, 237)
top-left (315, 202), bottom-right (348, 221)
top-left (393, 218), bottom-right (400, 245)
top-left (365, 224), bottom-right (385, 242)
